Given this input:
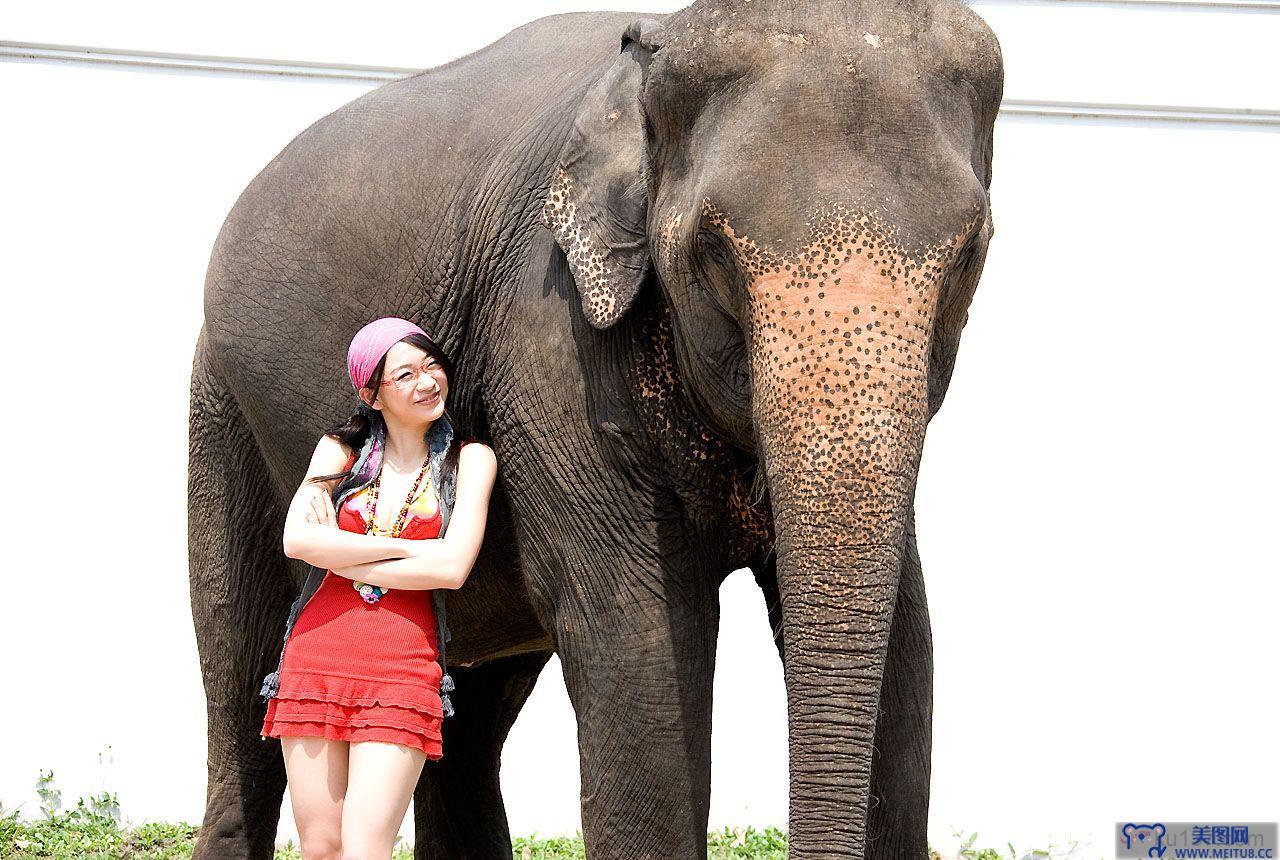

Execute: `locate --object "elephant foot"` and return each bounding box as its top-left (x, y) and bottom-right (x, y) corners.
top-left (193, 763), bottom-right (287, 860)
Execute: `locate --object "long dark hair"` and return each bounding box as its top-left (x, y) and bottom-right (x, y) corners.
top-left (308, 332), bottom-right (459, 487)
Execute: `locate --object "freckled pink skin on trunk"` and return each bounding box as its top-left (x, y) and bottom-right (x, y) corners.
top-left (699, 197), bottom-right (981, 856)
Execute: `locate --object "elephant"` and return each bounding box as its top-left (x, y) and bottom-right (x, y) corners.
top-left (187, 1), bottom-right (1003, 858)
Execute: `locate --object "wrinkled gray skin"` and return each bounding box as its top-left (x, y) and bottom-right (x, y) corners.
top-left (188, 1), bottom-right (1002, 857)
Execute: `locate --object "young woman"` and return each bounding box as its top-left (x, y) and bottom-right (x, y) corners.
top-left (259, 316), bottom-right (497, 860)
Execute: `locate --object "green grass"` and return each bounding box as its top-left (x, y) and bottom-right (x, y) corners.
top-left (1, 771), bottom-right (1097, 859)
top-left (0, 814), bottom-right (1097, 859)
top-left (510, 825), bottom-right (790, 859)
top-left (2, 809), bottom-right (779, 859)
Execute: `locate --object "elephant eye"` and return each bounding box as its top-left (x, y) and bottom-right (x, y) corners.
top-left (696, 227), bottom-right (741, 277)
top-left (693, 227), bottom-right (745, 318)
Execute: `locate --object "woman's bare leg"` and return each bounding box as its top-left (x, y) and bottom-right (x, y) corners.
top-left (281, 736), bottom-right (349, 860)
top-left (341, 740), bottom-right (427, 859)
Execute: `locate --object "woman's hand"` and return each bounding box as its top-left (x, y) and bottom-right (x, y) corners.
top-left (283, 436), bottom-right (413, 568)
top-left (298, 483), bottom-right (338, 528)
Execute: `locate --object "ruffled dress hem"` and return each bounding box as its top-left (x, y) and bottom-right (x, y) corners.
top-left (261, 719), bottom-right (442, 760)
top-left (261, 667), bottom-right (444, 760)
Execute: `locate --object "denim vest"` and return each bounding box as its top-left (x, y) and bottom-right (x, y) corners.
top-left (258, 410), bottom-right (459, 717)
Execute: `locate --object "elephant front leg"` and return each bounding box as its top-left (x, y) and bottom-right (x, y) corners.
top-left (542, 537), bottom-right (721, 859)
top-left (866, 507), bottom-right (933, 860)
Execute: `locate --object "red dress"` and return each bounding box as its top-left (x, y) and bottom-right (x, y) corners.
top-left (261, 449), bottom-right (460, 759)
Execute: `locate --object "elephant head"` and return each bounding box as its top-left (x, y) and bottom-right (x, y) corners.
top-left (542, 0), bottom-right (1002, 853)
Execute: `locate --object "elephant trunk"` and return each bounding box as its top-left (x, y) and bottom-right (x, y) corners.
top-left (761, 416), bottom-right (924, 855)
top-left (733, 207), bottom-right (956, 856)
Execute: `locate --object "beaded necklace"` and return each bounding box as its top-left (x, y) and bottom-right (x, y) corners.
top-left (353, 452), bottom-right (431, 604)
top-left (365, 453), bottom-right (432, 537)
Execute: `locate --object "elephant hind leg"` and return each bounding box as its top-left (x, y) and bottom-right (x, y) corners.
top-left (411, 650), bottom-right (553, 860)
top-left (189, 329), bottom-right (294, 860)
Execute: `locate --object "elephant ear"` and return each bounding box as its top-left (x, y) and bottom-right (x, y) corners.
top-left (540, 18), bottom-right (665, 330)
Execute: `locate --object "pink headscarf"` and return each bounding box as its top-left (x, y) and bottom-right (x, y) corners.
top-left (346, 317), bottom-right (428, 393)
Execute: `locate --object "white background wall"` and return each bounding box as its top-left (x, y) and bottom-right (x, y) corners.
top-left (3, 1), bottom-right (1277, 856)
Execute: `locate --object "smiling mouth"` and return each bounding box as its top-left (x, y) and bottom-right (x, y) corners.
top-left (416, 394), bottom-right (439, 404)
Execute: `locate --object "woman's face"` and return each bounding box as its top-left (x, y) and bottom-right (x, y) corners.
top-left (365, 341), bottom-right (448, 423)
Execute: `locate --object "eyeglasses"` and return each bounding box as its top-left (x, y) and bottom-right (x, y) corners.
top-left (380, 359), bottom-right (446, 392)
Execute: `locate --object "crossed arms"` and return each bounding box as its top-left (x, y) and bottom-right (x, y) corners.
top-left (281, 433), bottom-right (497, 591)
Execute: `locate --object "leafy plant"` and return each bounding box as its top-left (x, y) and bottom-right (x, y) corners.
top-left (935, 826), bottom-right (1095, 860)
top-left (35, 770), bottom-right (61, 820)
